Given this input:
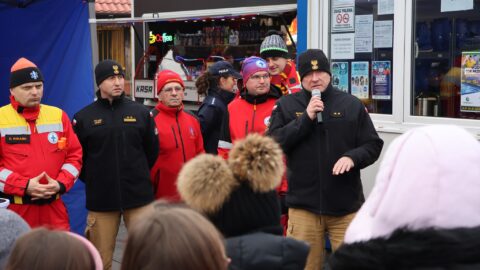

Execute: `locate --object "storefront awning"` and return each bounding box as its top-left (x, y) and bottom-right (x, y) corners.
top-left (90, 3), bottom-right (297, 24)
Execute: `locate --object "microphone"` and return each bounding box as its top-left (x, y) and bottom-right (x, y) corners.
top-left (312, 89), bottom-right (322, 123)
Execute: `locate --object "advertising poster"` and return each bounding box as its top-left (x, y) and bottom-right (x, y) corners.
top-left (460, 51), bottom-right (480, 112)
top-left (351, 61), bottom-right (369, 99)
top-left (331, 62), bottom-right (349, 92)
top-left (372, 61), bottom-right (392, 100)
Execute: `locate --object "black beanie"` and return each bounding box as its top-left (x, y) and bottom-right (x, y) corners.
top-left (297, 49), bottom-right (331, 81)
top-left (95, 60), bottom-right (125, 86)
top-left (9, 58), bottom-right (44, 88)
top-left (177, 134), bottom-right (285, 237)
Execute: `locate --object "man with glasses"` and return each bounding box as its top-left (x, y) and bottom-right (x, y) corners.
top-left (73, 60), bottom-right (159, 270)
top-left (217, 56), bottom-right (282, 158)
top-left (150, 70), bottom-right (204, 201)
top-left (267, 49), bottom-right (383, 270)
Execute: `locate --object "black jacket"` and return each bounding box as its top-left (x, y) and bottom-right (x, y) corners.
top-left (327, 226), bottom-right (480, 270)
top-left (226, 231), bottom-right (310, 270)
top-left (73, 93), bottom-right (159, 211)
top-left (267, 86), bottom-right (383, 216)
top-left (197, 87), bottom-right (235, 154)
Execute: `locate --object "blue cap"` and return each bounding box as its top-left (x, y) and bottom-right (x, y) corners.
top-left (208, 61), bottom-right (242, 79)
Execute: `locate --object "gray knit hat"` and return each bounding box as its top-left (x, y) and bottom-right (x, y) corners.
top-left (0, 209), bottom-right (30, 268)
top-left (260, 32), bottom-right (288, 59)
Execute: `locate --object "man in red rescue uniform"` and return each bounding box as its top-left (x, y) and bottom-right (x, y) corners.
top-left (150, 70), bottom-right (204, 201)
top-left (0, 58), bottom-right (82, 230)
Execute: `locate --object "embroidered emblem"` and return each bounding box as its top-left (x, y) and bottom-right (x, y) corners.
top-left (264, 116), bottom-right (271, 127)
top-left (295, 112), bottom-right (303, 118)
top-left (47, 132), bottom-right (59, 144)
top-left (331, 111), bottom-right (344, 118)
top-left (113, 65), bottom-right (120, 74)
top-left (311, 60), bottom-right (318, 70)
top-left (93, 119), bottom-right (104, 126)
top-left (30, 70), bottom-right (39, 79)
top-left (256, 60), bottom-right (267, 68)
top-left (123, 116), bottom-right (137, 123)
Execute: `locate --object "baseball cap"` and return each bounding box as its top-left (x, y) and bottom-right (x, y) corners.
top-left (209, 61), bottom-right (242, 79)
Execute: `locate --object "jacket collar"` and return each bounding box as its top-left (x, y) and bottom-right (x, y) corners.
top-left (96, 91), bottom-right (126, 107)
top-left (10, 95), bottom-right (40, 121)
top-left (155, 101), bottom-right (183, 116)
top-left (209, 86), bottom-right (236, 104)
top-left (302, 84), bottom-right (333, 101)
top-left (240, 84), bottom-right (282, 104)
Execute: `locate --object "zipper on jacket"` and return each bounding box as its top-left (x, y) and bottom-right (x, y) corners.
top-left (176, 111), bottom-right (187, 162)
top-left (111, 105), bottom-right (124, 211)
top-left (171, 126), bottom-right (179, 148)
top-left (251, 101), bottom-right (257, 133)
top-left (244, 121), bottom-right (249, 136)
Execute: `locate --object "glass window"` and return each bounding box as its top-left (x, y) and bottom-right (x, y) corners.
top-left (329, 0), bottom-right (394, 114)
top-left (412, 0), bottom-right (480, 119)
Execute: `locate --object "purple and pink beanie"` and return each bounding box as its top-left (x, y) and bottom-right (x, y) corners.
top-left (241, 56), bottom-right (269, 86)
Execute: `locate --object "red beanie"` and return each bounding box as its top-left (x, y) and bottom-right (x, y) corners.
top-left (156, 70), bottom-right (184, 94)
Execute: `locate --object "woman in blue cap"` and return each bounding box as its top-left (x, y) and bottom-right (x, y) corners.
top-left (196, 61), bottom-right (242, 154)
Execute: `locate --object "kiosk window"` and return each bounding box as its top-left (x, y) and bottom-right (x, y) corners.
top-left (412, 0), bottom-right (480, 119)
top-left (329, 0), bottom-right (394, 114)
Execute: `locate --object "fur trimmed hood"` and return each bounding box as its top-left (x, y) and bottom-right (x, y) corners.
top-left (328, 226), bottom-right (480, 270)
top-left (177, 134), bottom-right (284, 237)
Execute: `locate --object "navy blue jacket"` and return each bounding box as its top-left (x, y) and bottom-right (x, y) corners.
top-left (197, 87), bottom-right (235, 154)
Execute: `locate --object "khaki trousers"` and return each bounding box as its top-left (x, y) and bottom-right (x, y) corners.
top-left (287, 208), bottom-right (356, 270)
top-left (85, 204), bottom-right (153, 270)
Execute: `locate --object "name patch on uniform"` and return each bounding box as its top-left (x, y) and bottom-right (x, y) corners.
top-left (295, 112), bottom-right (303, 118)
top-left (123, 116), bottom-right (137, 123)
top-left (5, 135), bottom-right (30, 144)
top-left (92, 119), bottom-right (104, 126)
top-left (331, 111), bottom-right (344, 118)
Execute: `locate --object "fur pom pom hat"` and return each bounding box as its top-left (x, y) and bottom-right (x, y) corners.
top-left (177, 134), bottom-right (285, 237)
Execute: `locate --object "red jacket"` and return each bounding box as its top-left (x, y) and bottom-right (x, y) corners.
top-left (0, 96), bottom-right (82, 229)
top-left (150, 102), bottom-right (204, 201)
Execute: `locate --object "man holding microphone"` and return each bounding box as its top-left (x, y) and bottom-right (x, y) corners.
top-left (267, 49), bottom-right (383, 270)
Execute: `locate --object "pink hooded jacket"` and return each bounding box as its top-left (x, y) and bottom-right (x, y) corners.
top-left (344, 125), bottom-right (480, 244)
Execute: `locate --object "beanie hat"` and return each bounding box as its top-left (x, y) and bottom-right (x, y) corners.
top-left (177, 134), bottom-right (285, 237)
top-left (95, 59), bottom-right (125, 86)
top-left (9, 58), bottom-right (44, 88)
top-left (297, 49), bottom-right (331, 81)
top-left (241, 56), bottom-right (269, 86)
top-left (156, 70), bottom-right (185, 94)
top-left (0, 209), bottom-right (30, 268)
top-left (260, 31), bottom-right (288, 59)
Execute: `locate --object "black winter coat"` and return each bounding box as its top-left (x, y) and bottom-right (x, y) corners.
top-left (73, 93), bottom-right (159, 211)
top-left (327, 226), bottom-right (480, 270)
top-left (267, 86), bottom-right (383, 216)
top-left (197, 87), bottom-right (235, 154)
top-left (226, 231), bottom-right (310, 270)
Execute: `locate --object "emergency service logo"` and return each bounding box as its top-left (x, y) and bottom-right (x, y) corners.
top-left (48, 132), bottom-right (59, 144)
top-left (256, 60), bottom-right (267, 68)
top-left (264, 116), bottom-right (270, 126)
top-left (30, 70), bottom-right (39, 80)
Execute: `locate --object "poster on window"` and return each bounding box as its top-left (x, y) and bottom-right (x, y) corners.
top-left (351, 62), bottom-right (369, 99)
top-left (332, 6), bottom-right (355, 32)
top-left (331, 62), bottom-right (349, 93)
top-left (372, 61), bottom-right (392, 100)
top-left (460, 51), bottom-right (480, 112)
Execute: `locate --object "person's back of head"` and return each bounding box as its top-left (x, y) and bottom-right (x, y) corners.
top-left (5, 227), bottom-right (99, 270)
top-left (0, 209), bottom-right (30, 269)
top-left (328, 125), bottom-right (480, 270)
top-left (121, 201), bottom-right (228, 270)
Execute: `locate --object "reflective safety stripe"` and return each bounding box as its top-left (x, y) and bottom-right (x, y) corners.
top-left (0, 127), bottom-right (30, 137)
top-left (0, 169), bottom-right (13, 192)
top-left (36, 123), bottom-right (63, 133)
top-left (0, 169), bottom-right (12, 181)
top-left (218, 140), bottom-right (232, 149)
top-left (62, 163), bottom-right (79, 178)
